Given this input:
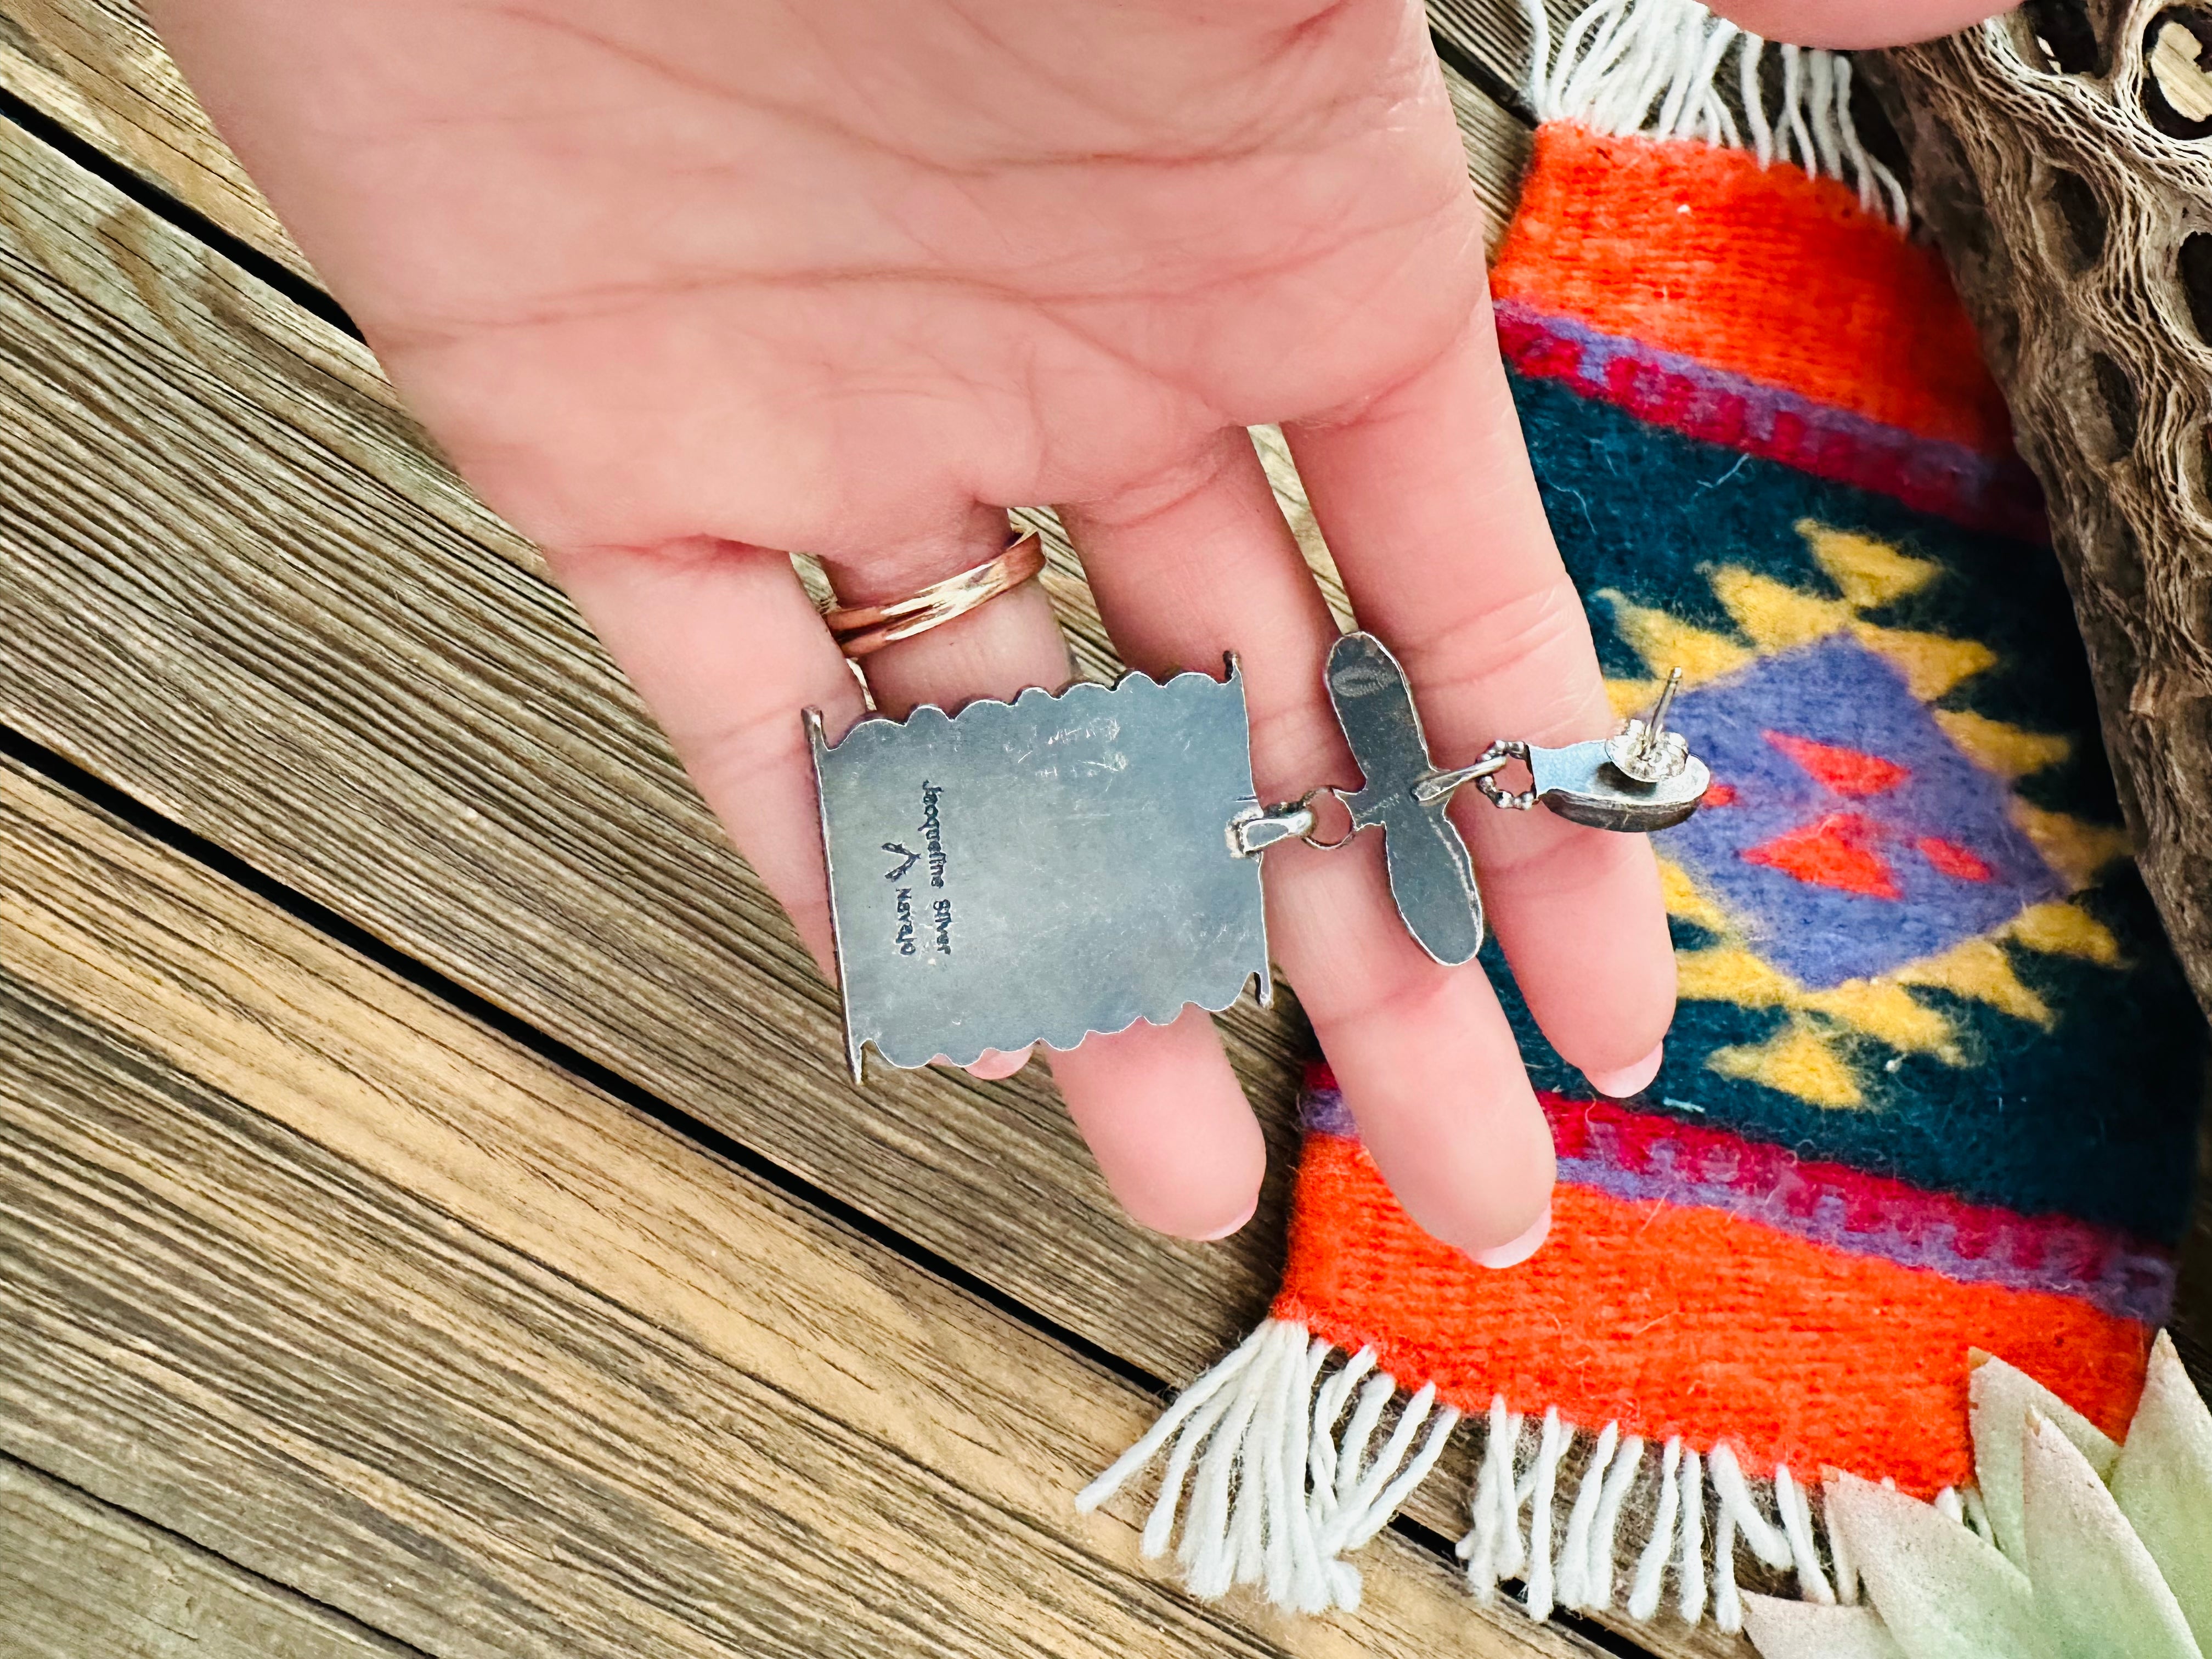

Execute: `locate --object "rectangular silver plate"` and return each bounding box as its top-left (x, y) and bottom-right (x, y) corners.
top-left (809, 662), bottom-right (1270, 1078)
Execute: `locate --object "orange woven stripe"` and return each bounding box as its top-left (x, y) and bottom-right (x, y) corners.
top-left (1489, 125), bottom-right (2015, 457)
top-left (1274, 1135), bottom-right (2149, 1496)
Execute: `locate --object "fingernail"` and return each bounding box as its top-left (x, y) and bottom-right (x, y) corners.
top-left (1195, 1197), bottom-right (1259, 1242)
top-left (964, 1045), bottom-right (1033, 1081)
top-left (1471, 1204), bottom-right (1550, 1270)
top-left (1583, 1041), bottom-right (1664, 1100)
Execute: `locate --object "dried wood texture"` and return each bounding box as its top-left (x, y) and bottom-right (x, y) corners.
top-left (1875, 9), bottom-right (2212, 1017)
top-left (0, 753), bottom-right (1596, 1659)
top-left (0, 1456), bottom-right (417, 1659)
top-left (1427, 0), bottom-right (1579, 106)
top-left (1450, 63), bottom-right (1536, 236)
top-left (0, 0), bottom-right (302, 270)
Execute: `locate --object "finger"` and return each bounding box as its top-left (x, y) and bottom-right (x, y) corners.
top-left (1053, 1007), bottom-right (1260, 1242)
top-left (1285, 317), bottom-right (1676, 1093)
top-left (1062, 432), bottom-right (1554, 1259)
top-left (963, 1046), bottom-right (1033, 1081)
top-left (548, 535), bottom-right (863, 977)
top-left (1702, 0), bottom-right (2006, 48)
top-left (552, 540), bottom-right (1053, 1081)
top-left (827, 510), bottom-right (1265, 1241)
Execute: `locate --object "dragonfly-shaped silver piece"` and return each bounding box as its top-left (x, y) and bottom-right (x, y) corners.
top-left (809, 633), bottom-right (1708, 1079)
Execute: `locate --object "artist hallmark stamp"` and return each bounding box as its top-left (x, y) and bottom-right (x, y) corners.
top-left (882, 782), bottom-right (955, 958)
top-left (918, 781), bottom-right (948, 888)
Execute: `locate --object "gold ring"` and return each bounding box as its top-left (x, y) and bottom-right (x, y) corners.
top-left (823, 532), bottom-right (1046, 659)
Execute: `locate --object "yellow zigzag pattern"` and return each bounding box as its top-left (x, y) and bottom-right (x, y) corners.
top-left (1613, 523), bottom-right (2129, 1110)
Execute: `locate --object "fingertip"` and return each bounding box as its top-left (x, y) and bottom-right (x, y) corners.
top-left (1193, 1194), bottom-right (1260, 1243)
top-left (1327, 995), bottom-right (1557, 1261)
top-left (1492, 830), bottom-right (1677, 1091)
top-left (1470, 1203), bottom-right (1550, 1269)
top-left (1702, 0), bottom-right (2006, 47)
top-left (1114, 1116), bottom-right (1267, 1243)
top-left (1049, 1008), bottom-right (1267, 1242)
top-left (1116, 1105), bottom-right (1266, 1241)
top-left (1583, 1040), bottom-right (1664, 1101)
top-left (1442, 1161), bottom-right (1555, 1262)
top-left (964, 1045), bottom-right (1033, 1080)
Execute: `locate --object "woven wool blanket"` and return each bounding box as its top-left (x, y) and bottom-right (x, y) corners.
top-left (1082, 2), bottom-right (2206, 1641)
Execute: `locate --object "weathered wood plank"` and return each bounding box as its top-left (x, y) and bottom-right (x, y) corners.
top-left (1427, 0), bottom-right (1541, 104)
top-left (0, 751), bottom-right (1593, 1659)
top-left (0, 1455), bottom-right (419, 1659)
top-left (0, 0), bottom-right (304, 274)
top-left (1449, 58), bottom-right (1533, 242)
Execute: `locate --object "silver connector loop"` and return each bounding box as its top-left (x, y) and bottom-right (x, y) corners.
top-left (1471, 740), bottom-right (1539, 811)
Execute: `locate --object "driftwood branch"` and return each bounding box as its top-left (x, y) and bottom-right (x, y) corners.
top-left (1871, 5), bottom-right (2212, 1018)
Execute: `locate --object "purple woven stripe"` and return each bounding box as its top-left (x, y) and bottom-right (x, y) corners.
top-left (1302, 1085), bottom-right (1359, 1139)
top-left (1299, 1085), bottom-right (2174, 1324)
top-left (1493, 300), bottom-right (2046, 539)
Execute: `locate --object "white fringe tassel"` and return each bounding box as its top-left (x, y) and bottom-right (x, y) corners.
top-left (1522, 0), bottom-right (1909, 225)
top-left (1077, 1320), bottom-right (1459, 1613)
top-left (1081, 1319), bottom-right (1894, 1635)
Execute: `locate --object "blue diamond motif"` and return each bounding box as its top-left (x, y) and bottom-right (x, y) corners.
top-left (1664, 633), bottom-right (2065, 988)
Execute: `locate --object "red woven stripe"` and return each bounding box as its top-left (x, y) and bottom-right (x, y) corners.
top-left (1491, 125), bottom-right (2016, 456)
top-left (1492, 304), bottom-right (2047, 539)
top-left (1274, 1133), bottom-right (2149, 1494)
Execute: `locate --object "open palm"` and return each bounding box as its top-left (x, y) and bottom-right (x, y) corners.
top-left (150, 0), bottom-right (1681, 1257)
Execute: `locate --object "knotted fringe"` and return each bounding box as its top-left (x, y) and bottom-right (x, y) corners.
top-left (1523, 0), bottom-right (1910, 225)
top-left (1082, 1319), bottom-right (1989, 1634)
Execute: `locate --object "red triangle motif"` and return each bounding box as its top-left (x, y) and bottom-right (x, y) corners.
top-left (1917, 836), bottom-right (1993, 882)
top-left (1764, 731), bottom-right (1911, 798)
top-left (1742, 811), bottom-right (1901, 899)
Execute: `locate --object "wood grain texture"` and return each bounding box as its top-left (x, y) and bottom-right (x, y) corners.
top-left (1426, 0), bottom-right (1570, 104)
top-left (1449, 60), bottom-right (1535, 242)
top-left (0, 0), bottom-right (306, 274)
top-left (0, 752), bottom-right (1594, 1659)
top-left (0, 1456), bottom-right (419, 1659)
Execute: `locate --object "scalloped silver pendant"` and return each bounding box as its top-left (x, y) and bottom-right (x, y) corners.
top-left (808, 634), bottom-right (1708, 1081)
top-left (809, 658), bottom-right (1271, 1079)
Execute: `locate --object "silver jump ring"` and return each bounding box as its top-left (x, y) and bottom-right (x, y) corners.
top-left (1301, 787), bottom-right (1358, 851)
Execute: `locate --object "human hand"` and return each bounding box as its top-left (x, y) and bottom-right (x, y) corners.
top-left (146, 0), bottom-right (1679, 1259)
